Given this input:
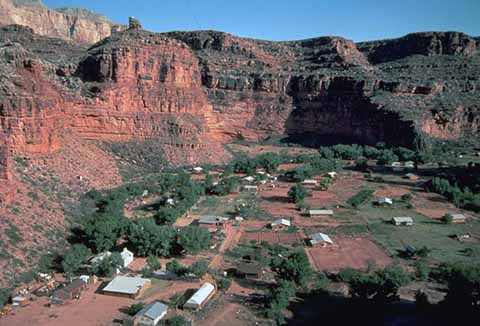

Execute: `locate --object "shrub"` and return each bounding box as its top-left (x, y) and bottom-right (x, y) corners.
top-left (441, 214), bottom-right (453, 224)
top-left (126, 302), bottom-right (145, 316)
top-left (288, 184), bottom-right (307, 204)
top-left (347, 189), bottom-right (374, 208)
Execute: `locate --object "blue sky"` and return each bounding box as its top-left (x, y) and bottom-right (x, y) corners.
top-left (43, 0), bottom-right (480, 42)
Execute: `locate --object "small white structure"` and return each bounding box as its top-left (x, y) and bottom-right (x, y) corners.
top-left (166, 198), bottom-right (175, 206)
top-left (89, 251), bottom-right (112, 265)
top-left (79, 275), bottom-right (90, 284)
top-left (102, 276), bottom-right (151, 299)
top-left (446, 213), bottom-right (466, 223)
top-left (392, 216), bottom-right (414, 226)
top-left (309, 233), bottom-right (334, 246)
top-left (243, 176), bottom-right (255, 183)
top-left (270, 218), bottom-right (291, 230)
top-left (375, 197), bottom-right (393, 205)
top-left (326, 172), bottom-right (337, 179)
top-left (121, 248), bottom-right (134, 268)
top-left (302, 209), bottom-right (334, 217)
top-left (242, 185), bottom-right (258, 193)
top-left (184, 282), bottom-right (216, 310)
top-left (192, 167), bottom-right (204, 174)
top-left (404, 161), bottom-right (415, 168)
top-left (302, 179), bottom-right (318, 186)
top-left (134, 301), bottom-right (168, 326)
top-left (235, 216), bottom-right (244, 222)
top-left (391, 162), bottom-right (403, 172)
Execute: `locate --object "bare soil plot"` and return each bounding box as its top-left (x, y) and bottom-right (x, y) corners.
top-left (305, 190), bottom-right (340, 208)
top-left (258, 185), bottom-right (301, 219)
top-left (374, 186), bottom-right (411, 198)
top-left (412, 191), bottom-right (459, 219)
top-left (305, 236), bottom-right (392, 272)
top-left (330, 173), bottom-right (365, 203)
top-left (241, 231), bottom-right (302, 244)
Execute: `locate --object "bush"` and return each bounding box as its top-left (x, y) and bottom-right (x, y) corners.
top-left (177, 226), bottom-right (211, 254)
top-left (0, 288), bottom-right (10, 307)
top-left (347, 189), bottom-right (374, 208)
top-left (414, 261), bottom-right (430, 281)
top-left (288, 184), bottom-right (308, 204)
top-left (217, 277), bottom-right (232, 292)
top-left (125, 302), bottom-right (145, 316)
top-left (441, 214), bottom-right (453, 224)
top-left (166, 315), bottom-right (187, 326)
top-left (189, 260), bottom-right (209, 278)
top-left (62, 244), bottom-right (92, 277)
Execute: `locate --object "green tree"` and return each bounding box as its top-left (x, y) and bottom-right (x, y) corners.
top-left (166, 315), bottom-right (187, 326)
top-left (177, 226), bottom-right (211, 254)
top-left (216, 277), bottom-right (232, 292)
top-left (189, 260), bottom-right (209, 278)
top-left (376, 149), bottom-right (399, 166)
top-left (273, 251), bottom-right (312, 286)
top-left (62, 244), bottom-right (91, 277)
top-left (441, 214), bottom-right (453, 224)
top-left (414, 260), bottom-right (430, 281)
top-left (265, 280), bottom-right (296, 325)
top-left (147, 255), bottom-right (160, 271)
top-left (441, 263), bottom-right (480, 308)
top-left (38, 252), bottom-right (56, 274)
top-left (91, 252), bottom-right (123, 277)
top-left (83, 215), bottom-right (124, 253)
top-left (0, 288), bottom-right (10, 308)
top-left (125, 302), bottom-right (145, 316)
top-left (166, 260), bottom-right (188, 276)
top-left (127, 218), bottom-right (176, 257)
top-left (288, 184), bottom-right (307, 204)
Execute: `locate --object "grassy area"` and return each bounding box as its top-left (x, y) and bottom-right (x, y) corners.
top-left (140, 279), bottom-right (169, 299)
top-left (359, 204), bottom-right (480, 263)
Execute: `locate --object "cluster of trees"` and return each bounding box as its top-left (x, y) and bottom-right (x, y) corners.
top-left (318, 143), bottom-right (416, 165)
top-left (205, 176), bottom-right (239, 196)
top-left (229, 152), bottom-right (285, 174)
top-left (266, 250), bottom-right (313, 324)
top-left (338, 265), bottom-right (411, 302)
top-left (429, 177), bottom-right (480, 212)
top-left (285, 158), bottom-right (339, 182)
top-left (166, 259), bottom-right (209, 278)
top-left (287, 184), bottom-right (308, 205)
top-left (347, 189), bottom-right (375, 208)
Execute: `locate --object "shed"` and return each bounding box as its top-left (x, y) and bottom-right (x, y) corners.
top-left (404, 161), bottom-right (415, 168)
top-left (121, 248), bottom-right (134, 268)
top-left (405, 173), bottom-right (419, 181)
top-left (375, 197), bottom-right (393, 206)
top-left (102, 276), bottom-right (151, 299)
top-left (270, 218), bottom-right (291, 231)
top-left (447, 213), bottom-right (466, 223)
top-left (326, 172), bottom-right (337, 178)
top-left (192, 167), bottom-right (203, 174)
top-left (184, 282), bottom-right (215, 310)
top-left (302, 179), bottom-right (318, 186)
top-left (242, 185), bottom-right (258, 193)
top-left (391, 217), bottom-right (414, 226)
top-left (52, 279), bottom-right (87, 301)
top-left (243, 176), bottom-right (255, 183)
top-left (236, 262), bottom-right (263, 279)
top-left (134, 301), bottom-right (168, 326)
top-left (198, 215), bottom-right (225, 226)
top-left (302, 209), bottom-right (334, 217)
top-left (309, 232), bottom-right (334, 246)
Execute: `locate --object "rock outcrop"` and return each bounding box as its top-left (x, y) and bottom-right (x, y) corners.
top-left (0, 0), bottom-right (124, 44)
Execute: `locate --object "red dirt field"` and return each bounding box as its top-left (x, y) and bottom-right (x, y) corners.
top-left (305, 189), bottom-right (340, 207)
top-left (412, 191), bottom-right (461, 219)
top-left (330, 173), bottom-right (365, 203)
top-left (305, 236), bottom-right (392, 272)
top-left (258, 185), bottom-right (302, 218)
top-left (241, 231), bottom-right (302, 244)
top-left (374, 186), bottom-right (411, 198)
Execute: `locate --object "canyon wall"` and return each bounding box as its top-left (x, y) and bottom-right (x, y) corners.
top-left (0, 0), bottom-right (123, 44)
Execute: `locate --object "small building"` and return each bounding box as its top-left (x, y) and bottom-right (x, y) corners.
top-left (326, 171), bottom-right (337, 179)
top-left (405, 173), bottom-right (419, 181)
top-left (52, 279), bottom-right (87, 302)
top-left (134, 301), bottom-right (168, 326)
top-left (243, 176), bottom-right (255, 183)
top-left (235, 262), bottom-right (263, 279)
top-left (404, 161), bottom-right (415, 168)
top-left (242, 185), bottom-right (258, 193)
top-left (446, 213), bottom-right (466, 223)
top-left (89, 251), bottom-right (112, 265)
top-left (121, 248), bottom-right (134, 268)
top-left (302, 209), bottom-right (334, 217)
top-left (12, 296), bottom-right (28, 307)
top-left (391, 216), bottom-right (414, 226)
top-left (102, 276), bottom-right (151, 299)
top-left (192, 167), bottom-right (203, 174)
top-left (198, 215), bottom-right (225, 226)
top-left (302, 179), bottom-right (318, 187)
top-left (375, 197), bottom-right (393, 206)
top-left (270, 218), bottom-right (291, 231)
top-left (184, 282), bottom-right (216, 310)
top-left (309, 233), bottom-right (334, 246)
top-left (391, 162), bottom-right (403, 172)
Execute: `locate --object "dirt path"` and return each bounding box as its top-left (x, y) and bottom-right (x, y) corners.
top-left (209, 224), bottom-right (244, 270)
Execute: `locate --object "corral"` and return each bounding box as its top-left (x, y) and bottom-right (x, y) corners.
top-left (305, 236), bottom-right (392, 271)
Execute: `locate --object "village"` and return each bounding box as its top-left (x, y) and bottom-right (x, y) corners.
top-left (1, 142), bottom-right (479, 326)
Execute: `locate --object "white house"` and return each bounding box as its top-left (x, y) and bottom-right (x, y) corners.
top-left (242, 185), bottom-right (258, 193)
top-left (309, 233), bottom-right (334, 246)
top-left (302, 209), bottom-right (334, 217)
top-left (243, 176), bottom-right (255, 183)
top-left (446, 213), bottom-right (466, 223)
top-left (375, 197), bottom-right (393, 205)
top-left (302, 179), bottom-right (318, 186)
top-left (192, 167), bottom-right (203, 174)
top-left (134, 301), bottom-right (168, 326)
top-left (121, 248), bottom-right (134, 268)
top-left (270, 218), bottom-right (291, 230)
top-left (184, 282), bottom-right (216, 310)
top-left (392, 217), bottom-right (414, 226)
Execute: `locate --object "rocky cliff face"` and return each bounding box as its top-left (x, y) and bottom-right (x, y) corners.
top-left (0, 23), bottom-right (479, 207)
top-left (0, 0), bottom-right (123, 44)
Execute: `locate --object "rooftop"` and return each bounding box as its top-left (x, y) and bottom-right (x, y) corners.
top-left (103, 276), bottom-right (150, 295)
top-left (271, 218), bottom-right (291, 227)
top-left (135, 301), bottom-right (168, 320)
top-left (310, 232), bottom-right (333, 244)
top-left (185, 282), bottom-right (215, 306)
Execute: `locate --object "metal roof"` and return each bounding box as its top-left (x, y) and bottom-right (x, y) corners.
top-left (103, 276), bottom-right (150, 294)
top-left (185, 282), bottom-right (215, 307)
top-left (308, 209), bottom-right (334, 215)
top-left (136, 301), bottom-right (168, 320)
top-left (199, 215), bottom-right (223, 224)
top-left (271, 218), bottom-right (291, 227)
top-left (448, 213), bottom-right (466, 220)
top-left (392, 216), bottom-right (413, 223)
top-left (310, 232), bottom-right (333, 244)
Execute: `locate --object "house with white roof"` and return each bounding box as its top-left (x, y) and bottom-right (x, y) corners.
top-left (184, 282), bottom-right (216, 310)
top-left (375, 197), bottom-right (393, 206)
top-left (243, 176), bottom-right (255, 183)
top-left (102, 276), bottom-right (151, 299)
top-left (270, 218), bottom-right (291, 231)
top-left (121, 248), bottom-right (134, 268)
top-left (446, 213), bottom-right (466, 223)
top-left (309, 233), bottom-right (334, 246)
top-left (391, 216), bottom-right (414, 226)
top-left (302, 179), bottom-right (318, 187)
top-left (134, 301), bottom-right (168, 326)
top-left (301, 209), bottom-right (334, 217)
